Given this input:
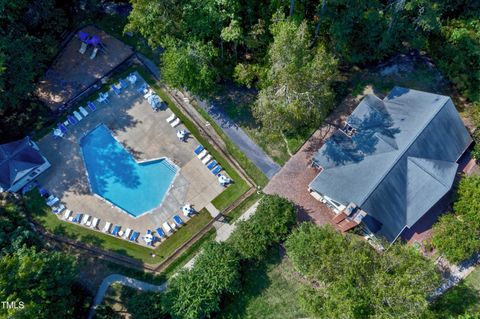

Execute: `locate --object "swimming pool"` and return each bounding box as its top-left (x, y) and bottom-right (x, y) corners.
top-left (80, 124), bottom-right (177, 217)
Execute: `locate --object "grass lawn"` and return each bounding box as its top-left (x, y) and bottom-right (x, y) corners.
top-left (26, 191), bottom-right (212, 265)
top-left (224, 192), bottom-right (262, 223)
top-left (431, 266), bottom-right (480, 317)
top-left (218, 247), bottom-right (305, 319)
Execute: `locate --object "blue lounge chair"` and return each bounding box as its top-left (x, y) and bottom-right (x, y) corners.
top-left (207, 160), bottom-right (217, 170)
top-left (129, 231), bottom-right (140, 241)
top-left (173, 215), bottom-right (184, 226)
top-left (57, 123), bottom-right (68, 135)
top-left (194, 144), bottom-right (204, 155)
top-left (39, 188), bottom-right (49, 197)
top-left (111, 225), bottom-right (121, 236)
top-left (137, 83), bottom-right (147, 93)
top-left (120, 79), bottom-right (128, 89)
top-left (87, 101), bottom-right (97, 112)
top-left (156, 227), bottom-right (166, 239)
top-left (67, 115), bottom-right (78, 125)
top-left (111, 84), bottom-right (121, 96)
top-left (72, 213), bottom-right (82, 223)
top-left (212, 165), bottom-right (222, 175)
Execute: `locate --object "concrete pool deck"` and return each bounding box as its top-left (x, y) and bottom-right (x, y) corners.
top-left (37, 73), bottom-right (225, 247)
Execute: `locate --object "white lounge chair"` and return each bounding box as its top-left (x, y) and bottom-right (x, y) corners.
top-left (79, 42), bottom-right (87, 54)
top-left (123, 228), bottom-right (132, 239)
top-left (90, 217), bottom-right (99, 229)
top-left (170, 118), bottom-right (181, 128)
top-left (166, 113), bottom-right (176, 123)
top-left (81, 214), bottom-right (91, 225)
top-left (202, 154), bottom-right (212, 165)
top-left (46, 196), bottom-right (59, 207)
top-left (163, 222), bottom-right (173, 233)
top-left (102, 222), bottom-right (112, 233)
top-left (144, 89), bottom-right (154, 100)
top-left (90, 47), bottom-right (98, 60)
top-left (63, 209), bottom-right (72, 220)
top-left (197, 149), bottom-right (208, 160)
top-left (79, 106), bottom-right (89, 117)
top-left (73, 111), bottom-right (83, 121)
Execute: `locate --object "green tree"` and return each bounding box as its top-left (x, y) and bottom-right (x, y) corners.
top-left (429, 17), bottom-right (480, 101)
top-left (161, 41), bottom-right (219, 97)
top-left (127, 291), bottom-right (166, 319)
top-left (286, 224), bottom-right (440, 318)
top-left (432, 213), bottom-right (480, 263)
top-left (229, 194), bottom-right (296, 260)
top-left (0, 247), bottom-right (78, 319)
top-left (253, 16), bottom-right (337, 135)
top-left (165, 242), bottom-right (240, 319)
top-left (0, 196), bottom-right (39, 254)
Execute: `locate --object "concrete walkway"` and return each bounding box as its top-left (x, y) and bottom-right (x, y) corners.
top-left (87, 274), bottom-right (167, 319)
top-left (214, 200), bottom-right (260, 242)
top-left (197, 100), bottom-right (281, 179)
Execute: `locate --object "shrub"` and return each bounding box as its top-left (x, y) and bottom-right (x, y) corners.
top-left (229, 194), bottom-right (296, 260)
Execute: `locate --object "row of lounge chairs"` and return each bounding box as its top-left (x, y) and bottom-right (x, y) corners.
top-left (166, 113), bottom-right (181, 128)
top-left (194, 144), bottom-right (223, 175)
top-left (54, 100), bottom-right (99, 138)
top-left (102, 222), bottom-right (140, 242)
top-left (145, 214), bottom-right (186, 245)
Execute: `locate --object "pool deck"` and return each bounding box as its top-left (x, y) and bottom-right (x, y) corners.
top-left (36, 73), bottom-right (225, 247)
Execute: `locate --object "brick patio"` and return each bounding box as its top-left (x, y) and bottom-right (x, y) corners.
top-left (264, 91), bottom-right (371, 227)
top-left (36, 73), bottom-right (225, 247)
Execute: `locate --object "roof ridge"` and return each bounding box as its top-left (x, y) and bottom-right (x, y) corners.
top-left (407, 157), bottom-right (454, 189)
top-left (357, 94), bottom-right (450, 205)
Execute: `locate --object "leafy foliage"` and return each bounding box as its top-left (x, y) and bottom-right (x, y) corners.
top-left (429, 17), bottom-right (480, 101)
top-left (229, 194), bottom-right (296, 260)
top-left (432, 176), bottom-right (480, 263)
top-left (161, 41), bottom-right (219, 98)
top-left (164, 242), bottom-right (240, 319)
top-left (0, 196), bottom-right (39, 254)
top-left (0, 0), bottom-right (69, 143)
top-left (286, 223), bottom-right (440, 319)
top-left (253, 16), bottom-right (338, 134)
top-left (0, 247), bottom-right (78, 319)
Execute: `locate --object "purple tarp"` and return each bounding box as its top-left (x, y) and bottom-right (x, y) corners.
top-left (79, 31), bottom-right (89, 42)
top-left (87, 35), bottom-right (101, 46)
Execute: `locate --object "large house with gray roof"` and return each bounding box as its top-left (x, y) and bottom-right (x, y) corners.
top-left (0, 137), bottom-right (51, 193)
top-left (308, 87), bottom-right (472, 243)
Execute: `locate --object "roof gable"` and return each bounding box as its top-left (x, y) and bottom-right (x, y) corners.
top-left (0, 137), bottom-right (46, 190)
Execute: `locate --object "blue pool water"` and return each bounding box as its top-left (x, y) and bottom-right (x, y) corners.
top-left (80, 125), bottom-right (177, 217)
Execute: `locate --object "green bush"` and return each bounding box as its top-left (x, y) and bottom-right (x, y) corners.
top-left (164, 242), bottom-right (240, 319)
top-left (285, 223), bottom-right (440, 319)
top-left (429, 18), bottom-right (480, 101)
top-left (228, 194), bottom-right (296, 260)
top-left (432, 176), bottom-right (480, 263)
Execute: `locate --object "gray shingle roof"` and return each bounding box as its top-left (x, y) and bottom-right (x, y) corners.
top-left (309, 87), bottom-right (472, 242)
top-left (0, 137), bottom-right (45, 190)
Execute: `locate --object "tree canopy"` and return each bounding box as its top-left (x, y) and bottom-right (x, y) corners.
top-left (164, 242), bottom-right (240, 319)
top-left (253, 16), bottom-right (338, 134)
top-left (228, 194), bottom-right (296, 260)
top-left (0, 246), bottom-right (78, 319)
top-left (286, 223), bottom-right (440, 319)
top-left (432, 175), bottom-right (480, 263)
